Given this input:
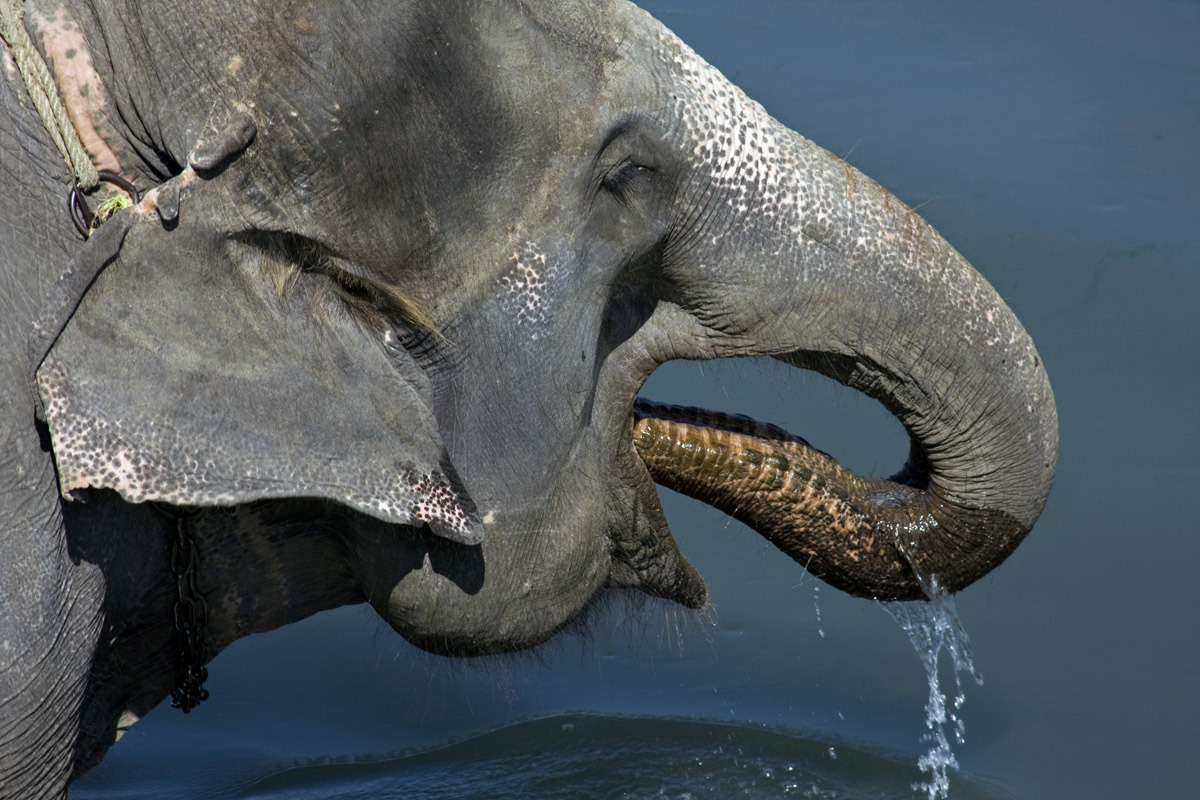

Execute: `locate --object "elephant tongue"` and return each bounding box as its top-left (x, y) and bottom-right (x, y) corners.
top-left (630, 398), bottom-right (931, 600)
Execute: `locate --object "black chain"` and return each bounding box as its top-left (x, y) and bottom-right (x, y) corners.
top-left (168, 512), bottom-right (210, 712)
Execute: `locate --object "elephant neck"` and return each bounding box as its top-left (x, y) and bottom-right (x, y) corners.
top-left (188, 503), bottom-right (363, 652)
top-left (68, 497), bottom-right (362, 778)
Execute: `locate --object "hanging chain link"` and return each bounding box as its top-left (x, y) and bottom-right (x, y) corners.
top-left (168, 513), bottom-right (210, 712)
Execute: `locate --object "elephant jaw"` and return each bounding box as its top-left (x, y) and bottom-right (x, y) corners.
top-left (630, 399), bottom-right (1029, 602)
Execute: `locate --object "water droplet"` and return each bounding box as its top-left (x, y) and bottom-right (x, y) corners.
top-left (882, 577), bottom-right (983, 800)
top-left (812, 585), bottom-right (825, 639)
top-left (827, 747), bottom-right (838, 760)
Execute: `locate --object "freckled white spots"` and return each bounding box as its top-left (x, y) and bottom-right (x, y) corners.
top-left (108, 449), bottom-right (142, 495)
top-left (653, 27), bottom-right (839, 259)
top-left (651, 20), bottom-right (1017, 336)
top-left (497, 242), bottom-right (557, 339)
top-left (36, 358), bottom-right (479, 543)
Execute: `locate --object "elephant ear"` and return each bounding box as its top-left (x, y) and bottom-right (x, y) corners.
top-left (33, 185), bottom-right (482, 545)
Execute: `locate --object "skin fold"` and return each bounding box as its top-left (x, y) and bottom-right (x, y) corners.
top-left (0, 1), bottom-right (1057, 795)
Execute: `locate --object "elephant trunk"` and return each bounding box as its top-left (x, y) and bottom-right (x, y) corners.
top-left (637, 113), bottom-right (1058, 600)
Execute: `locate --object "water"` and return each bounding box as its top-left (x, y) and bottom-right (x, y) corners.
top-left (883, 584), bottom-right (983, 800)
top-left (71, 2), bottom-right (1200, 798)
top-left (78, 714), bottom-right (1011, 800)
top-left (240, 715), bottom-right (905, 799)
top-left (813, 586), bottom-right (825, 639)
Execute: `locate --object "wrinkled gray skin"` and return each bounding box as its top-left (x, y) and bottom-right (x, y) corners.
top-left (0, 0), bottom-right (1057, 795)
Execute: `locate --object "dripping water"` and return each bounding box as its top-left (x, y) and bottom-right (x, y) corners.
top-left (812, 585), bottom-right (825, 638)
top-left (882, 578), bottom-right (982, 800)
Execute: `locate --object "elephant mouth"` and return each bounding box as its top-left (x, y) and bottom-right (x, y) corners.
top-left (627, 397), bottom-right (977, 602)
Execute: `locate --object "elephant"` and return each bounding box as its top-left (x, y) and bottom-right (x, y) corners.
top-left (0, 0), bottom-right (1058, 795)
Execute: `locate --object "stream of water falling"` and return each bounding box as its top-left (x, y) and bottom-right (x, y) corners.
top-left (882, 580), bottom-right (983, 800)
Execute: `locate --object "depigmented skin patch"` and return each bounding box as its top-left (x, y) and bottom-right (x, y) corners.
top-left (496, 241), bottom-right (556, 337)
top-left (3, 45), bottom-right (19, 84)
top-left (132, 167), bottom-right (197, 221)
top-left (28, 5), bottom-right (122, 175)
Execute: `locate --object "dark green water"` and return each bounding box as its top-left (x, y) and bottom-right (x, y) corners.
top-left (72, 1), bottom-right (1199, 798)
top-left (240, 715), bottom-right (1016, 800)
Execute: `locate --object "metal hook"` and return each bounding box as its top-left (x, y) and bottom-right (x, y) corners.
top-left (67, 170), bottom-right (142, 239)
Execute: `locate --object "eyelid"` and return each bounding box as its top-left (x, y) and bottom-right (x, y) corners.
top-left (606, 158), bottom-right (654, 184)
top-left (617, 156), bottom-right (653, 171)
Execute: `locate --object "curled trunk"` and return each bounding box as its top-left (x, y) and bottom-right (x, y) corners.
top-left (634, 400), bottom-right (1040, 601)
top-left (630, 60), bottom-right (1059, 600)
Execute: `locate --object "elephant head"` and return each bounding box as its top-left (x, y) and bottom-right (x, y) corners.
top-left (25, 0), bottom-right (1054, 753)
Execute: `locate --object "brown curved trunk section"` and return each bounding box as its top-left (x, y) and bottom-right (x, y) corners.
top-left (633, 400), bottom-right (1033, 601)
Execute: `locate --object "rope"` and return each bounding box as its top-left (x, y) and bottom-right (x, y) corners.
top-left (0, 0), bottom-right (99, 190)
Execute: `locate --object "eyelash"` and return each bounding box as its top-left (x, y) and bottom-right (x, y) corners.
top-left (602, 160), bottom-right (653, 200)
top-left (331, 270), bottom-right (377, 306)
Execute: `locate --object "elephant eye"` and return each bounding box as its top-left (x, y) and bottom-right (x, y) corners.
top-left (602, 159), bottom-right (655, 203)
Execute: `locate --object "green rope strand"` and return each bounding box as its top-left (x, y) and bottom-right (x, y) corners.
top-left (1, 0), bottom-right (99, 190)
